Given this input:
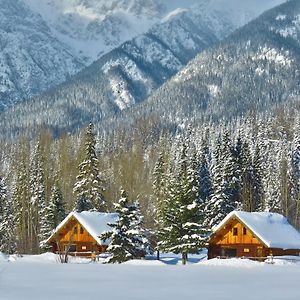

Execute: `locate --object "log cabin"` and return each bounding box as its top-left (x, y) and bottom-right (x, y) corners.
top-left (46, 211), bottom-right (118, 257)
top-left (208, 211), bottom-right (300, 259)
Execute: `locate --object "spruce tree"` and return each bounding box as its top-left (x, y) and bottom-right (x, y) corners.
top-left (251, 145), bottom-right (264, 211)
top-left (74, 123), bottom-right (106, 212)
top-left (39, 180), bottom-right (66, 250)
top-left (0, 176), bottom-right (16, 254)
top-left (264, 148), bottom-right (282, 213)
top-left (13, 143), bottom-right (31, 254)
top-left (0, 175), bottom-right (4, 228)
top-left (288, 117), bottom-right (300, 225)
top-left (30, 142), bottom-right (47, 253)
top-left (157, 142), bottom-right (207, 265)
top-left (205, 134), bottom-right (236, 228)
top-left (198, 141), bottom-right (212, 204)
top-left (101, 189), bottom-right (149, 263)
top-left (152, 150), bottom-right (167, 259)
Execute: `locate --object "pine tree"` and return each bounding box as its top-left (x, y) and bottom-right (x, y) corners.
top-left (0, 175), bottom-right (4, 227)
top-left (39, 180), bottom-right (66, 250)
top-left (222, 131), bottom-right (241, 207)
top-left (152, 150), bottom-right (167, 259)
top-left (100, 189), bottom-right (149, 263)
top-left (198, 141), bottom-right (212, 204)
top-left (264, 147), bottom-right (282, 213)
top-left (0, 176), bottom-right (16, 254)
top-left (205, 134), bottom-right (236, 228)
top-left (30, 142), bottom-right (47, 253)
top-left (288, 117), bottom-right (300, 226)
top-left (238, 140), bottom-right (264, 212)
top-left (157, 141), bottom-right (207, 265)
top-left (251, 145), bottom-right (264, 211)
top-left (12, 139), bottom-right (31, 254)
top-left (74, 123), bottom-right (106, 212)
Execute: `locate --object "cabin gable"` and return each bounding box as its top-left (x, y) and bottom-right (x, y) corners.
top-left (210, 217), bottom-right (263, 247)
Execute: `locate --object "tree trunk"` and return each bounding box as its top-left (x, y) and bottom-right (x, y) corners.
top-left (182, 253), bottom-right (188, 265)
top-left (157, 250), bottom-right (160, 261)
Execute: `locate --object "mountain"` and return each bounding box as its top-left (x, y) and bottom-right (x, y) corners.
top-left (0, 0), bottom-right (83, 110)
top-left (137, 0), bottom-right (300, 123)
top-left (23, 0), bottom-right (176, 64)
top-left (0, 0), bottom-right (286, 138)
top-left (0, 0), bottom-right (200, 111)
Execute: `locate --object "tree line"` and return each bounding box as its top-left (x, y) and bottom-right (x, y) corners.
top-left (1, 110), bottom-right (300, 263)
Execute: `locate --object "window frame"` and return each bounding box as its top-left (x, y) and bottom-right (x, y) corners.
top-left (233, 227), bottom-right (238, 236)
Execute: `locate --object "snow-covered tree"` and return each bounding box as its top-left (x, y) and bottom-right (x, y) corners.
top-left (0, 175), bottom-right (5, 225)
top-left (251, 145), bottom-right (264, 211)
top-left (74, 123), bottom-right (106, 212)
top-left (158, 142), bottom-right (207, 265)
top-left (198, 141), bottom-right (212, 204)
top-left (0, 176), bottom-right (16, 254)
top-left (30, 142), bottom-right (47, 253)
top-left (205, 134), bottom-right (236, 228)
top-left (13, 143), bottom-right (31, 253)
top-left (288, 117), bottom-right (300, 225)
top-left (263, 145), bottom-right (282, 213)
top-left (101, 189), bottom-right (149, 263)
top-left (39, 180), bottom-right (66, 250)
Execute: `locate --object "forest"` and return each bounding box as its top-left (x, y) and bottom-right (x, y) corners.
top-left (1, 105), bottom-right (300, 260)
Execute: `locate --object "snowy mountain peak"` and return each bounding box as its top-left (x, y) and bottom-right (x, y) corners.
top-left (22, 0), bottom-right (189, 63)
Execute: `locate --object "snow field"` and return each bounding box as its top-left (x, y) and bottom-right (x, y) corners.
top-left (1, 254), bottom-right (300, 300)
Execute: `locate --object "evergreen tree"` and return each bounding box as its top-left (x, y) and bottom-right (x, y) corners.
top-left (39, 179), bottom-right (66, 250)
top-left (157, 142), bottom-right (207, 265)
top-left (205, 134), bottom-right (236, 228)
top-left (30, 142), bottom-right (47, 253)
top-left (198, 141), bottom-right (212, 203)
top-left (0, 176), bottom-right (16, 254)
top-left (13, 142), bottom-right (31, 254)
top-left (238, 140), bottom-right (264, 212)
top-left (264, 147), bottom-right (282, 213)
top-left (222, 131), bottom-right (241, 207)
top-left (152, 150), bottom-right (167, 259)
top-left (101, 189), bottom-right (149, 263)
top-left (288, 117), bottom-right (300, 226)
top-left (74, 123), bottom-right (106, 212)
top-left (0, 175), bottom-right (4, 226)
top-left (251, 145), bottom-right (264, 211)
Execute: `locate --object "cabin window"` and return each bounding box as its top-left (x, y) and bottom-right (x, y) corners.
top-left (233, 227), bottom-right (238, 236)
top-left (82, 246), bottom-right (87, 250)
top-left (243, 227), bottom-right (247, 235)
top-left (65, 244), bottom-right (76, 252)
top-left (73, 226), bottom-right (78, 234)
top-left (80, 226), bottom-right (84, 234)
top-left (244, 248), bottom-right (250, 253)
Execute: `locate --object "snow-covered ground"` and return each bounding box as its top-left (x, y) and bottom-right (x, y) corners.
top-left (1, 253), bottom-right (300, 300)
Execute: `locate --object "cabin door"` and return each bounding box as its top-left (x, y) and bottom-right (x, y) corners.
top-left (227, 248), bottom-right (237, 258)
top-left (256, 247), bottom-right (263, 258)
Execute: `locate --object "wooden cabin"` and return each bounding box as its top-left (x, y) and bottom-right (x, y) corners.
top-left (46, 211), bottom-right (118, 257)
top-left (208, 211), bottom-right (300, 259)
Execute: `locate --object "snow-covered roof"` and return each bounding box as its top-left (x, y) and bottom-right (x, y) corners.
top-left (213, 211), bottom-right (300, 250)
top-left (47, 211), bottom-right (118, 246)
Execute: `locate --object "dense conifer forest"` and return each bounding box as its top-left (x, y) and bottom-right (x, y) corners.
top-left (1, 105), bottom-right (300, 260)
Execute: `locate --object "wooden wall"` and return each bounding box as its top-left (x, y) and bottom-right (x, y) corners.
top-left (210, 218), bottom-right (261, 246)
top-left (209, 217), bottom-right (264, 259)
